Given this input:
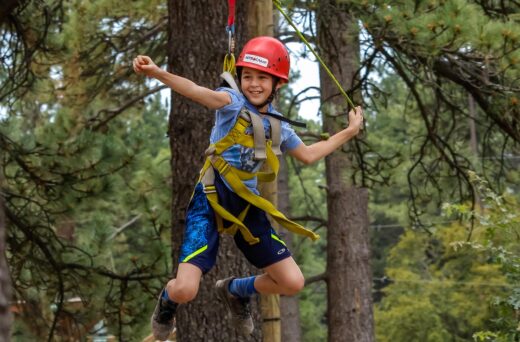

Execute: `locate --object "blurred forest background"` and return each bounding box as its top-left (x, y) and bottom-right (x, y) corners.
top-left (0, 0), bottom-right (519, 341)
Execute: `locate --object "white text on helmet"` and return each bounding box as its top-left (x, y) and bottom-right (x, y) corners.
top-left (243, 54), bottom-right (268, 67)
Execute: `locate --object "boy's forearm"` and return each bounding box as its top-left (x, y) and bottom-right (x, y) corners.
top-left (149, 68), bottom-right (230, 109)
top-left (306, 127), bottom-right (358, 164)
top-left (151, 68), bottom-right (199, 99)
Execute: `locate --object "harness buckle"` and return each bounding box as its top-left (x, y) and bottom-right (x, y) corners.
top-left (203, 185), bottom-right (217, 194)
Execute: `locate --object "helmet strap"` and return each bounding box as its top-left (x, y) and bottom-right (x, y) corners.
top-left (256, 83), bottom-right (278, 109)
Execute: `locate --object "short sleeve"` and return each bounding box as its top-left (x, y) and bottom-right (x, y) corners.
top-left (280, 121), bottom-right (303, 152)
top-left (210, 87), bottom-right (246, 143)
top-left (215, 87), bottom-right (244, 118)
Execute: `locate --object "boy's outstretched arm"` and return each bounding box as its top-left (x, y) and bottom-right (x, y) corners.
top-left (133, 55), bottom-right (231, 110)
top-left (288, 106), bottom-right (364, 165)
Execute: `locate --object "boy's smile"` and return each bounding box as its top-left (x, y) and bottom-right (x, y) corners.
top-left (240, 67), bottom-right (279, 110)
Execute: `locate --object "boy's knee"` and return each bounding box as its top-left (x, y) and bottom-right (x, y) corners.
top-left (284, 274), bottom-right (305, 296)
top-left (167, 279), bottom-right (198, 303)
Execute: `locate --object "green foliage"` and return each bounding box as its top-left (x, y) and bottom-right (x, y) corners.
top-left (376, 171), bottom-right (519, 342)
top-left (2, 0), bottom-right (171, 339)
top-left (445, 172), bottom-right (520, 341)
top-left (376, 224), bottom-right (508, 342)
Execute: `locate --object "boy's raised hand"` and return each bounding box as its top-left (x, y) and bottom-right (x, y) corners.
top-left (348, 106), bottom-right (364, 135)
top-left (133, 55), bottom-right (159, 77)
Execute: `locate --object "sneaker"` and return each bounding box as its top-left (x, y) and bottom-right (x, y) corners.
top-left (151, 289), bottom-right (177, 341)
top-left (215, 277), bottom-right (254, 336)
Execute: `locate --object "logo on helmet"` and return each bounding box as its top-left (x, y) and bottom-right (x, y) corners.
top-left (243, 54), bottom-right (268, 68)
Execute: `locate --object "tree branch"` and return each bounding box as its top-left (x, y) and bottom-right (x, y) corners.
top-left (88, 85), bottom-right (167, 131)
top-left (305, 272), bottom-right (328, 286)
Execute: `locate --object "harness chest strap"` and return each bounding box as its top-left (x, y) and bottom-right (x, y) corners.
top-left (211, 111), bottom-right (278, 182)
top-left (247, 111), bottom-right (282, 158)
top-left (248, 111), bottom-right (267, 160)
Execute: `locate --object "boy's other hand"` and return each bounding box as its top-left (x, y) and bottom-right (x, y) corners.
top-left (133, 55), bottom-right (159, 77)
top-left (348, 106), bottom-right (364, 135)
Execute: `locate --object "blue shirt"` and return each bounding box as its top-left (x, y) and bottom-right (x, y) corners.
top-left (209, 87), bottom-right (303, 193)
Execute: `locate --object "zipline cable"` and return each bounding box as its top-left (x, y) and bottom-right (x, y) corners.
top-left (273, 0), bottom-right (356, 109)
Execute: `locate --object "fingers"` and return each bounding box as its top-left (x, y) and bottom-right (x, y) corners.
top-left (349, 106), bottom-right (364, 120)
top-left (356, 106), bottom-right (364, 123)
top-left (347, 106), bottom-right (364, 132)
top-left (137, 55), bottom-right (150, 65)
top-left (132, 58), bottom-right (141, 73)
top-left (133, 55), bottom-right (154, 74)
top-left (348, 106), bottom-right (362, 114)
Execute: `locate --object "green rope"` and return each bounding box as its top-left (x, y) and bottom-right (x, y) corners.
top-left (273, 0), bottom-right (356, 109)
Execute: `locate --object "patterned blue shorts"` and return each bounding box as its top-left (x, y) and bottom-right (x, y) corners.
top-left (178, 171), bottom-right (291, 274)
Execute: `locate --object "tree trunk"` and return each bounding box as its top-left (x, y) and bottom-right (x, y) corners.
top-left (167, 1), bottom-right (261, 340)
top-left (278, 157), bottom-right (302, 342)
top-left (0, 164), bottom-right (12, 342)
top-left (317, 1), bottom-right (375, 341)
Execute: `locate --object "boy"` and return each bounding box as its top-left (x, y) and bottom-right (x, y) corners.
top-left (133, 36), bottom-right (363, 340)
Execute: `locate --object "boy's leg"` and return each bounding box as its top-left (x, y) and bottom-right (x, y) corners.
top-left (151, 180), bottom-right (218, 339)
top-left (255, 256), bottom-right (305, 296)
top-left (222, 257), bottom-right (304, 298)
top-left (166, 262), bottom-right (203, 303)
top-left (151, 263), bottom-right (203, 340)
top-left (215, 257), bottom-right (304, 337)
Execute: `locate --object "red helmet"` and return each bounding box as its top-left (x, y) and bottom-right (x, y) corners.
top-left (236, 36), bottom-right (290, 83)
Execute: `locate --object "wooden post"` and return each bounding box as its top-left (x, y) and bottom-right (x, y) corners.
top-left (246, 1), bottom-right (281, 342)
top-left (279, 156), bottom-right (302, 342)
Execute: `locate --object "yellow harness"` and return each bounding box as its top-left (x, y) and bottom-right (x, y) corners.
top-left (198, 102), bottom-right (320, 245)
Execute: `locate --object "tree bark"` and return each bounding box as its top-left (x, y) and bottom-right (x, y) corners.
top-left (167, 1), bottom-right (261, 340)
top-left (0, 163), bottom-right (12, 342)
top-left (278, 157), bottom-right (302, 342)
top-left (317, 1), bottom-right (375, 341)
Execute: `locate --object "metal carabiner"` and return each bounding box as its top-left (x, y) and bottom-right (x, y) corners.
top-left (227, 29), bottom-right (235, 55)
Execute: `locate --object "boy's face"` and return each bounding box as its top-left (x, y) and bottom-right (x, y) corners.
top-left (240, 67), bottom-right (280, 109)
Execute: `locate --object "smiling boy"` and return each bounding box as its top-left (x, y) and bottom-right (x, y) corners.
top-left (133, 36), bottom-right (363, 340)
